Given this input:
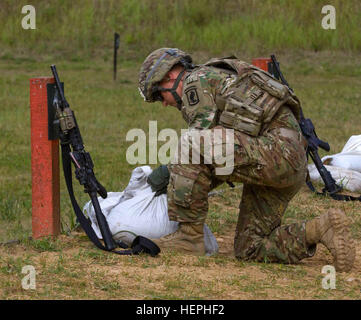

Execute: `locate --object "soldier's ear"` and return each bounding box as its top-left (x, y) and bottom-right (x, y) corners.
top-left (160, 72), bottom-right (172, 84)
top-left (163, 76), bottom-right (171, 82)
top-left (168, 65), bottom-right (185, 80)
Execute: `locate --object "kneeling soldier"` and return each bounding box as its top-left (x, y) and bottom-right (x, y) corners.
top-left (138, 48), bottom-right (355, 272)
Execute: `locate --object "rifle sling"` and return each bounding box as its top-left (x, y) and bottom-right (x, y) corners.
top-left (60, 142), bottom-right (160, 256)
top-left (306, 173), bottom-right (361, 202)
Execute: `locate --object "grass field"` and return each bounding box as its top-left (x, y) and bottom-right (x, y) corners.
top-left (1, 0), bottom-right (361, 59)
top-left (0, 0), bottom-right (360, 301)
top-left (0, 50), bottom-right (360, 299)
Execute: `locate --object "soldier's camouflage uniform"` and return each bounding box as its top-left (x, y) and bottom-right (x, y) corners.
top-left (167, 57), bottom-right (316, 263)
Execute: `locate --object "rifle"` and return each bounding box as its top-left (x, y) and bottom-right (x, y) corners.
top-left (50, 65), bottom-right (160, 255)
top-left (269, 55), bottom-right (360, 201)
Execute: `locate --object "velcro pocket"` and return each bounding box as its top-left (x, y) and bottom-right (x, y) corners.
top-left (219, 92), bottom-right (264, 136)
top-left (219, 111), bottom-right (262, 136)
top-left (172, 174), bottom-right (196, 208)
top-left (250, 70), bottom-right (288, 99)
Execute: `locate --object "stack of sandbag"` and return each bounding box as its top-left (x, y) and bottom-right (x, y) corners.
top-left (83, 166), bottom-right (219, 256)
top-left (308, 135), bottom-right (361, 192)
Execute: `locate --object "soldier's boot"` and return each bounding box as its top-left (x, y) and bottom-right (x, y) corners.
top-left (305, 209), bottom-right (355, 272)
top-left (151, 222), bottom-right (205, 255)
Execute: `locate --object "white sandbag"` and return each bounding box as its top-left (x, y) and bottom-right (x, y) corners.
top-left (322, 135), bottom-right (361, 173)
top-left (308, 164), bottom-right (361, 193)
top-left (83, 166), bottom-right (219, 256)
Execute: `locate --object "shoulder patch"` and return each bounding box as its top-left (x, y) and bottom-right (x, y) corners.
top-left (184, 87), bottom-right (200, 106)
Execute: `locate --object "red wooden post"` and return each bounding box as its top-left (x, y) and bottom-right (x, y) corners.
top-left (30, 77), bottom-right (60, 239)
top-left (252, 57), bottom-right (272, 72)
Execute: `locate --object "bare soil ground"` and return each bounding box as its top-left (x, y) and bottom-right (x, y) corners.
top-left (0, 186), bottom-right (360, 300)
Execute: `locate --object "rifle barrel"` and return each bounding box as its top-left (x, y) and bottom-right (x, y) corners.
top-left (50, 65), bottom-right (69, 108)
top-left (270, 54), bottom-right (292, 91)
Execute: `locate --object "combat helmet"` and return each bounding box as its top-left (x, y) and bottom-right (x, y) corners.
top-left (138, 48), bottom-right (193, 107)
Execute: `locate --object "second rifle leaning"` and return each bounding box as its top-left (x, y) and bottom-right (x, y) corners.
top-left (269, 55), bottom-right (360, 202)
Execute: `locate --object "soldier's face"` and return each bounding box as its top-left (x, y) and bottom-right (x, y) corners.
top-left (158, 71), bottom-right (183, 108)
top-left (159, 85), bottom-right (176, 107)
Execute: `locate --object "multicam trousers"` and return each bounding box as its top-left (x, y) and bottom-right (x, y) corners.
top-left (167, 106), bottom-right (316, 264)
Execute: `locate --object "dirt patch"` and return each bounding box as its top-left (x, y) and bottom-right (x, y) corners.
top-left (0, 229), bottom-right (360, 300)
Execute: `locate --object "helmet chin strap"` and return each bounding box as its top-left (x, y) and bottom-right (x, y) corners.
top-left (158, 69), bottom-right (186, 110)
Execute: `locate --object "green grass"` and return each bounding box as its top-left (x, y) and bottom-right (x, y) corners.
top-left (0, 51), bottom-right (360, 244)
top-left (0, 7), bottom-right (361, 297)
top-left (1, 0), bottom-right (361, 61)
top-left (28, 237), bottom-right (61, 252)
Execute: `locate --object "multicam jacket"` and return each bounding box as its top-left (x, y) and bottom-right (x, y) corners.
top-left (180, 57), bottom-right (302, 136)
